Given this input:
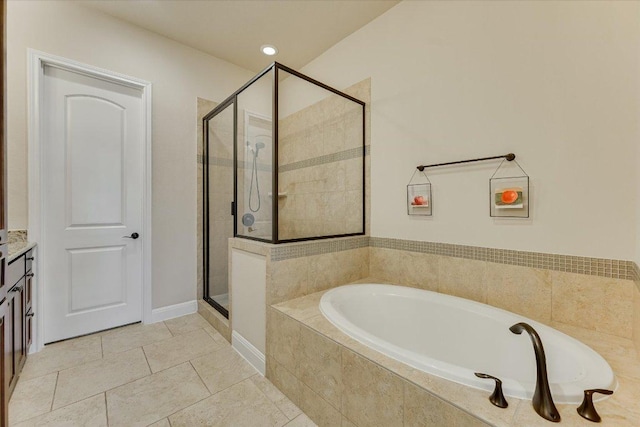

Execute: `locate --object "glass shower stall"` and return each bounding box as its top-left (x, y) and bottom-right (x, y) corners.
top-left (203, 62), bottom-right (365, 316)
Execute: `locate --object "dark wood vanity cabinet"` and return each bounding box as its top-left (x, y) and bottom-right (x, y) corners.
top-left (0, 297), bottom-right (8, 427)
top-left (5, 250), bottom-right (34, 397)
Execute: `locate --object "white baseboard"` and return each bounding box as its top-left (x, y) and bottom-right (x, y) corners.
top-left (232, 331), bottom-right (265, 375)
top-left (150, 300), bottom-right (197, 323)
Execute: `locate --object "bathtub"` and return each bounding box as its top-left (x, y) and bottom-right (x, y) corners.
top-left (319, 284), bottom-right (616, 404)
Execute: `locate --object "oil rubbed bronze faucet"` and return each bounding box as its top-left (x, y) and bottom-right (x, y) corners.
top-left (509, 322), bottom-right (561, 423)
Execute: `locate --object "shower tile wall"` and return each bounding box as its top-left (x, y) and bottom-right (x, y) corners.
top-left (278, 79), bottom-right (370, 240)
top-left (236, 108), bottom-right (273, 239)
top-left (197, 98), bottom-right (217, 300)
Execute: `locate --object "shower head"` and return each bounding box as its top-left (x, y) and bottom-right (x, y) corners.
top-left (248, 141), bottom-right (266, 154)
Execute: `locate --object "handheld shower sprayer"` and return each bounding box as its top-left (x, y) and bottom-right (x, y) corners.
top-left (248, 140), bottom-right (267, 213)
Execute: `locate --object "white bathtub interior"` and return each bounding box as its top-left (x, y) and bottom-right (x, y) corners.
top-left (320, 284), bottom-right (616, 404)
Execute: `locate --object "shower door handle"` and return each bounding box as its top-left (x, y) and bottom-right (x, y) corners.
top-left (231, 201), bottom-right (235, 216)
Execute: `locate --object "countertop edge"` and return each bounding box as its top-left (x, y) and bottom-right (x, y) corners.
top-left (8, 242), bottom-right (37, 264)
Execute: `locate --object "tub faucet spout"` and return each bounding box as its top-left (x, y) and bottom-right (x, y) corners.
top-left (509, 322), bottom-right (561, 423)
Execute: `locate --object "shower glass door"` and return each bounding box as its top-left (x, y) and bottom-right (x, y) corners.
top-left (204, 100), bottom-right (234, 317)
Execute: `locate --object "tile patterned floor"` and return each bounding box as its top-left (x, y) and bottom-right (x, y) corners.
top-left (9, 313), bottom-right (316, 427)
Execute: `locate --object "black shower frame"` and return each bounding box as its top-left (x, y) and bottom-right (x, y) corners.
top-left (202, 62), bottom-right (366, 316)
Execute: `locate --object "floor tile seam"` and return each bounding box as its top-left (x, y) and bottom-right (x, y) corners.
top-left (103, 392), bottom-right (109, 427)
top-left (141, 346), bottom-right (154, 376)
top-left (18, 392), bottom-right (106, 425)
top-left (30, 352), bottom-right (105, 380)
top-left (103, 361), bottom-right (198, 400)
top-left (137, 329), bottom-right (189, 350)
top-left (192, 324), bottom-right (231, 345)
top-left (165, 323), bottom-right (217, 338)
top-left (283, 415), bottom-right (299, 426)
top-left (162, 320), bottom-right (176, 337)
top-left (162, 382), bottom-right (216, 424)
top-left (7, 371), bottom-right (59, 426)
top-left (49, 371), bottom-right (60, 413)
top-left (187, 357), bottom-right (262, 398)
top-left (187, 360), bottom-right (215, 395)
top-left (143, 326), bottom-right (219, 352)
top-left (249, 373), bottom-right (296, 421)
top-left (102, 330), bottom-right (177, 354)
top-left (196, 327), bottom-right (231, 350)
top-left (53, 368), bottom-right (153, 412)
top-left (54, 347), bottom-right (147, 380)
top-left (147, 343), bottom-right (225, 374)
top-left (106, 360), bottom-right (226, 425)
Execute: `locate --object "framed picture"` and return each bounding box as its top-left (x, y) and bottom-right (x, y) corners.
top-left (407, 183), bottom-right (432, 216)
top-left (490, 176), bottom-right (529, 218)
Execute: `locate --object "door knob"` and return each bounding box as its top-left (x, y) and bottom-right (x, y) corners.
top-left (123, 233), bottom-right (140, 240)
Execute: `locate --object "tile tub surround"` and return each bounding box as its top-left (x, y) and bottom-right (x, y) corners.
top-left (269, 291), bottom-right (640, 427)
top-left (203, 231), bottom-right (640, 355)
top-left (199, 236), bottom-right (369, 339)
top-left (368, 236), bottom-right (640, 343)
top-left (9, 312), bottom-right (313, 427)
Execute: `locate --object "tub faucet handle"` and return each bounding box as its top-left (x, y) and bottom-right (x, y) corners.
top-left (474, 373), bottom-right (508, 408)
top-left (577, 389), bottom-right (613, 423)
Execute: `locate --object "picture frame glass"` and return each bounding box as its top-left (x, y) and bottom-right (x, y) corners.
top-left (490, 176), bottom-right (529, 218)
top-left (407, 183), bottom-right (432, 216)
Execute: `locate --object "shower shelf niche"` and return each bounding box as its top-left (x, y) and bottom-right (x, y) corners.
top-left (267, 192), bottom-right (288, 198)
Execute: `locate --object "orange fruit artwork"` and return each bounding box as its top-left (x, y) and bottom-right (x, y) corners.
top-left (501, 190), bottom-right (518, 204)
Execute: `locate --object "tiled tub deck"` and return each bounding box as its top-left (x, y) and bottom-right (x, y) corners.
top-left (267, 288), bottom-right (640, 427)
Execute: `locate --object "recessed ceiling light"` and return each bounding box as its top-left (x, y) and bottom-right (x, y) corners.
top-left (261, 45), bottom-right (278, 56)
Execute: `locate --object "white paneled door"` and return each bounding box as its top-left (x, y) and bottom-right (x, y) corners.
top-left (42, 65), bottom-right (145, 343)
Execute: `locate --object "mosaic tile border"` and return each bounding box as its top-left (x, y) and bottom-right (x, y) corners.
top-left (279, 145), bottom-right (370, 173)
top-left (198, 144), bottom-right (370, 172)
top-left (270, 236), bottom-right (369, 261)
top-left (245, 233), bottom-right (640, 281)
top-left (632, 261), bottom-right (640, 282)
top-left (197, 154), bottom-right (233, 167)
top-left (371, 237), bottom-right (637, 280)
top-left (196, 155), bottom-right (272, 172)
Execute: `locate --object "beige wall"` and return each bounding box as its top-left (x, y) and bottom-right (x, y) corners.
top-left (301, 1), bottom-right (640, 261)
top-left (7, 1), bottom-right (253, 309)
top-left (231, 248), bottom-right (267, 354)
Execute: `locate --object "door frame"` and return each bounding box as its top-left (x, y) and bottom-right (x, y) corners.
top-left (27, 50), bottom-right (153, 352)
